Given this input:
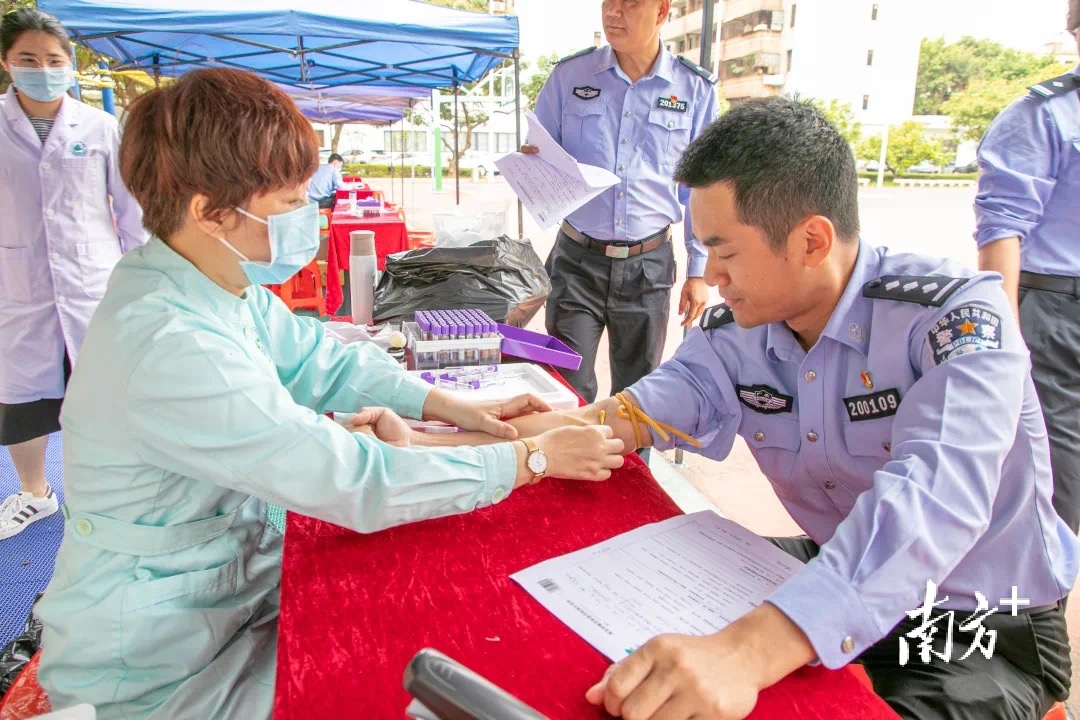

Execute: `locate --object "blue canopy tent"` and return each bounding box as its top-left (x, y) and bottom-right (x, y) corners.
top-left (41, 0), bottom-right (525, 228)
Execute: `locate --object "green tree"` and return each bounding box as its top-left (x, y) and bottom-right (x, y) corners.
top-left (421, 0), bottom-right (489, 11)
top-left (942, 60), bottom-right (1070, 141)
top-left (914, 36), bottom-right (1064, 115)
top-left (522, 52), bottom-right (557, 109)
top-left (857, 121), bottom-right (949, 173)
top-left (810, 98), bottom-right (861, 145)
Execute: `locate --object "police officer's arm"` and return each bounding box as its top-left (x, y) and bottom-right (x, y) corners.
top-left (974, 96), bottom-right (1061, 316)
top-left (104, 117), bottom-right (149, 252)
top-left (768, 284), bottom-right (1027, 669)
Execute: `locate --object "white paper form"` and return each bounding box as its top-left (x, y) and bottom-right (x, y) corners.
top-left (510, 511), bottom-right (804, 662)
top-left (494, 111), bottom-right (619, 229)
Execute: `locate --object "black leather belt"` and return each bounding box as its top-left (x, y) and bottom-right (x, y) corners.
top-left (1019, 271), bottom-right (1080, 298)
top-left (560, 221), bottom-right (670, 259)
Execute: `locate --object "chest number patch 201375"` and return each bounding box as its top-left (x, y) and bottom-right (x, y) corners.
top-left (927, 305), bottom-right (1003, 366)
top-left (843, 389), bottom-right (901, 422)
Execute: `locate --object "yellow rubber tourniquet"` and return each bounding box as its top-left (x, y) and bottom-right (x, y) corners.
top-left (613, 392), bottom-right (702, 449)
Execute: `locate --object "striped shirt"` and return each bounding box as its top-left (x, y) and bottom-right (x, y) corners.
top-left (28, 116), bottom-right (54, 144)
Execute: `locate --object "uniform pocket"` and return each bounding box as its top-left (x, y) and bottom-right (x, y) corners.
top-left (646, 108), bottom-right (692, 166)
top-left (61, 156), bottom-right (106, 197)
top-left (75, 240), bottom-right (121, 297)
top-left (641, 239), bottom-right (676, 291)
top-left (561, 100), bottom-right (608, 156)
top-left (741, 415), bottom-right (801, 491)
top-left (0, 245), bottom-right (37, 303)
top-left (120, 554), bottom-right (247, 679)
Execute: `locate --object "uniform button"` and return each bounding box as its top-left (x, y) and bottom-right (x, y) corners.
top-left (491, 487), bottom-right (507, 504)
top-left (41, 162), bottom-right (51, 170)
top-left (57, 296), bottom-right (66, 304)
top-left (74, 518), bottom-right (93, 536)
top-left (618, 165), bottom-right (625, 172)
top-left (753, 431), bottom-right (765, 442)
top-left (625, 111), bottom-right (632, 117)
top-left (842, 636), bottom-right (856, 654)
top-left (51, 252), bottom-right (60, 261)
top-left (824, 480), bottom-right (836, 490)
top-left (618, 192), bottom-right (624, 198)
top-left (617, 220), bottom-right (624, 226)
top-left (883, 442), bottom-right (892, 452)
top-left (621, 138), bottom-right (627, 144)
top-left (45, 209), bottom-right (55, 218)
top-left (806, 431), bottom-right (819, 442)
top-left (667, 121), bottom-right (674, 129)
top-left (804, 371), bottom-right (817, 382)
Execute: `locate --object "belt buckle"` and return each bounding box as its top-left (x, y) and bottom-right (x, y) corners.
top-left (605, 244), bottom-right (630, 259)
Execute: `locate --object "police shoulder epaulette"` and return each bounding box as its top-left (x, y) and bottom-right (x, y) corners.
top-left (556, 46), bottom-right (598, 65)
top-left (862, 275), bottom-right (971, 307)
top-left (699, 303), bottom-right (735, 330)
top-left (1028, 72), bottom-right (1080, 99)
top-left (677, 55), bottom-right (718, 85)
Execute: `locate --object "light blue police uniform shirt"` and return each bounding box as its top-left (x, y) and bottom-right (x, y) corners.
top-left (974, 63), bottom-right (1080, 276)
top-left (307, 162), bottom-right (344, 200)
top-left (533, 44), bottom-right (719, 277)
top-left (36, 238), bottom-right (518, 719)
top-left (628, 241), bottom-right (1079, 668)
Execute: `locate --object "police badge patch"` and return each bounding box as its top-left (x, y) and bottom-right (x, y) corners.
top-left (573, 86), bottom-right (601, 100)
top-left (927, 305), bottom-right (1003, 366)
top-left (736, 384), bottom-right (793, 414)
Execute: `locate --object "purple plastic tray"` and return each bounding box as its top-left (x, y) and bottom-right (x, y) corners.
top-left (497, 323), bottom-right (582, 372)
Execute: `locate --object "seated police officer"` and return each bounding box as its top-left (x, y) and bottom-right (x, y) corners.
top-left (441, 98), bottom-right (1077, 720)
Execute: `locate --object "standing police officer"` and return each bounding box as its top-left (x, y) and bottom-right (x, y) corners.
top-left (524, 0), bottom-right (719, 402)
top-left (975, 0), bottom-right (1080, 533)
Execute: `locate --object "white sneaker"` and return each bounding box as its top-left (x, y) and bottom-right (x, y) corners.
top-left (0, 486), bottom-right (59, 540)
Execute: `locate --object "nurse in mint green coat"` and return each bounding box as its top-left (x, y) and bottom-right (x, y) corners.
top-left (36, 68), bottom-right (625, 719)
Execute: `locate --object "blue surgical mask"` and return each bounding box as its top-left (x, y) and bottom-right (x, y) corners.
top-left (11, 66), bottom-right (74, 103)
top-left (218, 202), bottom-right (320, 286)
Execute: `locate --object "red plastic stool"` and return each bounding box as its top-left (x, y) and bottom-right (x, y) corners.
top-left (0, 650), bottom-right (51, 719)
top-left (274, 258), bottom-right (327, 316)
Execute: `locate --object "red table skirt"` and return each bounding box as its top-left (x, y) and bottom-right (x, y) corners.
top-left (335, 185), bottom-right (375, 202)
top-left (325, 212), bottom-right (409, 315)
top-left (275, 388), bottom-right (899, 718)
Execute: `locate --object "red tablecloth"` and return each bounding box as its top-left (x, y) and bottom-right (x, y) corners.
top-left (325, 209), bottom-right (409, 315)
top-left (275, 394), bottom-right (900, 719)
top-left (335, 184), bottom-right (375, 202)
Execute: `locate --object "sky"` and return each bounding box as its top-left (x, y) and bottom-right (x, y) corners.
top-left (513, 0), bottom-right (1076, 67)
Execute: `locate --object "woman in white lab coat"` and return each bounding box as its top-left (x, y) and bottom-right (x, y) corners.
top-left (0, 9), bottom-right (147, 541)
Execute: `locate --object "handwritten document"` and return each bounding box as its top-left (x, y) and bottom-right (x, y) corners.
top-left (510, 511), bottom-right (804, 661)
top-left (494, 111), bottom-right (620, 229)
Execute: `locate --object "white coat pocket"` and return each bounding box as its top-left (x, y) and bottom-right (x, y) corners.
top-left (0, 245), bottom-right (38, 303)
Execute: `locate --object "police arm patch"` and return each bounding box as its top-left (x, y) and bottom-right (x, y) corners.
top-left (736, 384), bottom-right (793, 414)
top-left (927, 305), bottom-right (1003, 366)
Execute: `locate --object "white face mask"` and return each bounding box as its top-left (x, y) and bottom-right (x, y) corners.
top-left (11, 66), bottom-right (74, 102)
top-left (218, 203), bottom-right (320, 286)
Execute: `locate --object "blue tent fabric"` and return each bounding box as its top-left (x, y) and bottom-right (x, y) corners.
top-left (40, 0), bottom-right (519, 88)
top-left (292, 98), bottom-right (407, 125)
top-left (282, 83), bottom-right (425, 124)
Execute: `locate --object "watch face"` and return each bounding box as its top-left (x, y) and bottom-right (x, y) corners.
top-left (527, 449), bottom-right (548, 474)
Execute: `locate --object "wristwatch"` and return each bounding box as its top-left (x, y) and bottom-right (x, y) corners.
top-left (522, 438), bottom-right (548, 485)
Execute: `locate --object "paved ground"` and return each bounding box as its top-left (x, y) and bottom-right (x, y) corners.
top-left (371, 176), bottom-right (1078, 714)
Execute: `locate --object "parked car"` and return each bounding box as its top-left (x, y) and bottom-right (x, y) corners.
top-left (907, 160), bottom-right (942, 174)
top-left (953, 161), bottom-right (979, 174)
top-left (863, 160), bottom-right (896, 174)
top-left (339, 149), bottom-right (367, 164)
top-left (456, 151), bottom-right (502, 177)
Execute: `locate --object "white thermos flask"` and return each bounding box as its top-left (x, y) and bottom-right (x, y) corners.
top-left (349, 230), bottom-right (377, 326)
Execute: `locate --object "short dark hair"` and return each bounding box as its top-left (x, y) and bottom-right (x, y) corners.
top-left (674, 96), bottom-right (860, 251)
top-left (121, 68), bottom-right (319, 239)
top-left (328, 153), bottom-right (344, 164)
top-left (1, 9), bottom-right (69, 60)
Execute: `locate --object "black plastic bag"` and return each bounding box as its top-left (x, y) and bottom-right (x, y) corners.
top-left (372, 236), bottom-right (551, 326)
top-left (0, 597), bottom-right (43, 699)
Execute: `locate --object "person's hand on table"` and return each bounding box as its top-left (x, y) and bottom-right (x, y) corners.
top-left (423, 390), bottom-right (551, 440)
top-left (586, 633), bottom-right (759, 720)
top-left (529, 425), bottom-right (625, 482)
top-left (347, 407), bottom-right (413, 448)
top-left (679, 278), bottom-right (709, 327)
